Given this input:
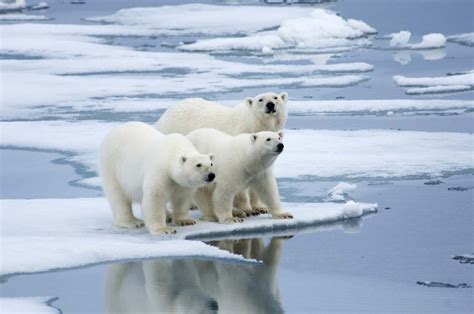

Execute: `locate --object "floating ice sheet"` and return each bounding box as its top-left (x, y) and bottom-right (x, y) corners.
top-left (0, 197), bottom-right (377, 277)
top-left (0, 297), bottom-right (59, 314)
top-left (447, 33), bottom-right (474, 47)
top-left (85, 4), bottom-right (310, 36)
top-left (0, 13), bottom-right (48, 20)
top-left (179, 9), bottom-right (376, 53)
top-left (388, 31), bottom-right (446, 49)
top-left (393, 71), bottom-right (474, 95)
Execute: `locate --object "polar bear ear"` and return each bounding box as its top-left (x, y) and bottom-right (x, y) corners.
top-left (181, 156), bottom-right (187, 164)
top-left (244, 97), bottom-right (253, 107)
top-left (251, 134), bottom-right (257, 142)
top-left (209, 153), bottom-right (215, 161)
top-left (278, 130), bottom-right (284, 139)
top-left (280, 92), bottom-right (288, 103)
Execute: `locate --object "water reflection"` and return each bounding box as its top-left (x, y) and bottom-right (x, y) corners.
top-left (105, 237), bottom-right (288, 313)
top-left (392, 49), bottom-right (446, 65)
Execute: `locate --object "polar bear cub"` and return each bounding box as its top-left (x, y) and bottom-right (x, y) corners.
top-left (156, 92), bottom-right (288, 136)
top-left (99, 122), bottom-right (215, 234)
top-left (187, 128), bottom-right (293, 224)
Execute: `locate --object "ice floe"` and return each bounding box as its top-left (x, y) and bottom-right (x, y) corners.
top-left (85, 4), bottom-right (310, 35)
top-left (0, 13), bottom-right (47, 20)
top-left (388, 31), bottom-right (446, 49)
top-left (452, 254), bottom-right (474, 264)
top-left (0, 197), bottom-right (377, 277)
top-left (1, 121), bottom-right (472, 185)
top-left (0, 297), bottom-right (59, 314)
top-left (0, 23), bottom-right (371, 116)
top-left (416, 281), bottom-right (472, 289)
top-left (393, 71), bottom-right (474, 95)
top-left (328, 182), bottom-right (357, 201)
top-left (0, 0), bottom-right (26, 12)
top-left (179, 8), bottom-right (376, 52)
top-left (447, 32), bottom-right (474, 47)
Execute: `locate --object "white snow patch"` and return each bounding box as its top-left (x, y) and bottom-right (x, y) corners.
top-left (0, 13), bottom-right (47, 20)
top-left (389, 31), bottom-right (446, 49)
top-left (1, 122), bottom-right (472, 183)
top-left (86, 4), bottom-right (310, 35)
top-left (0, 297), bottom-right (58, 314)
top-left (179, 8), bottom-right (376, 52)
top-left (30, 1), bottom-right (49, 10)
top-left (393, 71), bottom-right (474, 95)
top-left (0, 197), bottom-right (377, 276)
top-left (328, 182), bottom-right (357, 201)
top-left (0, 0), bottom-right (26, 12)
top-left (447, 32), bottom-right (474, 47)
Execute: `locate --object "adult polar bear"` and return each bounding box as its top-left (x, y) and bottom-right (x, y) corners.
top-left (99, 122), bottom-right (215, 234)
top-left (156, 92), bottom-right (288, 215)
top-left (187, 128), bottom-right (292, 223)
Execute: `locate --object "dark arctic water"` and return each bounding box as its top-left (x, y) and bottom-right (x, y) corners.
top-left (1, 0), bottom-right (473, 313)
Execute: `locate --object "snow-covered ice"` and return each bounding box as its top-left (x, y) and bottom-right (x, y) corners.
top-left (86, 4), bottom-right (310, 35)
top-left (389, 31), bottom-right (446, 49)
top-left (0, 0), bottom-right (26, 12)
top-left (29, 1), bottom-right (48, 10)
top-left (0, 297), bottom-right (59, 314)
top-left (447, 32), bottom-right (474, 47)
top-left (0, 13), bottom-right (47, 20)
top-left (179, 8), bottom-right (376, 52)
top-left (328, 182), bottom-right (357, 201)
top-left (1, 121), bottom-right (472, 185)
top-left (0, 197), bottom-right (377, 277)
top-left (393, 71), bottom-right (474, 95)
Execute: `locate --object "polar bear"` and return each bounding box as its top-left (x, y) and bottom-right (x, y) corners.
top-left (156, 92), bottom-right (289, 215)
top-left (99, 122), bottom-right (215, 234)
top-left (156, 92), bottom-right (288, 136)
top-left (187, 128), bottom-right (293, 223)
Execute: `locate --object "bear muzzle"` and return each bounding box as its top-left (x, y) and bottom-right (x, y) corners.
top-left (276, 143), bottom-right (284, 153)
top-left (206, 172), bottom-right (216, 182)
top-left (265, 102), bottom-right (277, 114)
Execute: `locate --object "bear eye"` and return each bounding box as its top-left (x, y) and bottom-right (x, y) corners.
top-left (274, 96), bottom-right (278, 100)
top-left (259, 98), bottom-right (263, 102)
top-left (210, 163), bottom-right (213, 167)
top-left (196, 164), bottom-right (202, 168)
top-left (266, 138), bottom-right (271, 141)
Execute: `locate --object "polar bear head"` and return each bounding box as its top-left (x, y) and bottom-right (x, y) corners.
top-left (244, 92), bottom-right (288, 131)
top-left (250, 130), bottom-right (285, 156)
top-left (175, 153), bottom-right (215, 188)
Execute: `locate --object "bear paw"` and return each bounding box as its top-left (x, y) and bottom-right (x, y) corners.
top-left (176, 218), bottom-right (196, 226)
top-left (274, 212), bottom-right (293, 219)
top-left (222, 217), bottom-right (244, 224)
top-left (232, 208), bottom-right (248, 218)
top-left (115, 218), bottom-right (145, 229)
top-left (253, 207), bottom-right (269, 215)
top-left (149, 226), bottom-right (177, 235)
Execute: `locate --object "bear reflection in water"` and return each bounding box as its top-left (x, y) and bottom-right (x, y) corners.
top-left (105, 237), bottom-right (288, 313)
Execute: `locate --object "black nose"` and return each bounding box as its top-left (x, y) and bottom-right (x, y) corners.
top-left (266, 102), bottom-right (275, 110)
top-left (207, 173), bottom-right (215, 182)
top-left (277, 143), bottom-right (284, 152)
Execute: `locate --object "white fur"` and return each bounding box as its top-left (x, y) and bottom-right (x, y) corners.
top-left (156, 92), bottom-right (289, 214)
top-left (99, 122), bottom-right (215, 234)
top-left (155, 92), bottom-right (288, 136)
top-left (187, 128), bottom-right (292, 224)
top-left (104, 238), bottom-right (285, 313)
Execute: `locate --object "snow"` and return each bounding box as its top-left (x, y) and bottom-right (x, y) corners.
top-left (85, 4), bottom-right (310, 35)
top-left (288, 99), bottom-right (474, 115)
top-left (0, 297), bottom-right (59, 314)
top-left (0, 0), bottom-right (26, 12)
top-left (0, 13), bottom-right (47, 20)
top-left (1, 121), bottom-right (472, 184)
top-left (30, 1), bottom-right (49, 10)
top-left (328, 182), bottom-right (357, 201)
top-left (0, 23), bottom-right (371, 117)
top-left (180, 9), bottom-right (376, 52)
top-left (447, 32), bottom-right (474, 47)
top-left (393, 71), bottom-right (474, 95)
top-left (389, 31), bottom-right (446, 49)
top-left (0, 197), bottom-right (377, 277)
